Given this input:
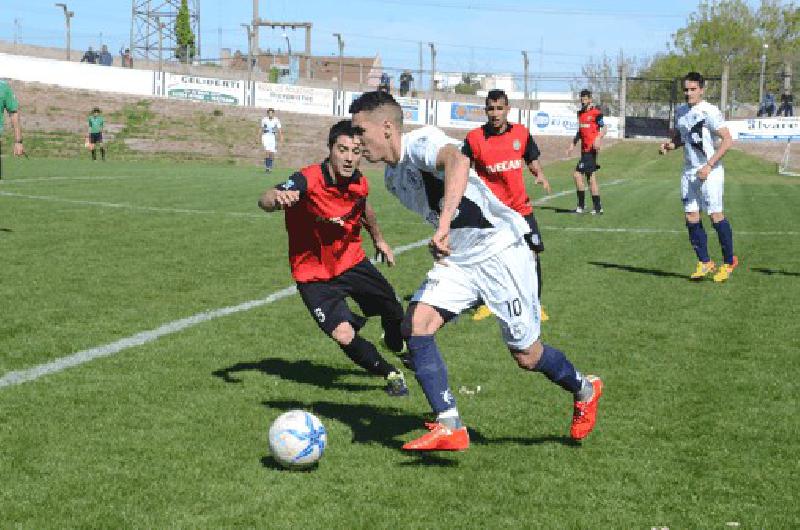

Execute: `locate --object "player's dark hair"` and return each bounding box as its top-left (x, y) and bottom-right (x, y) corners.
top-left (486, 89), bottom-right (509, 105)
top-left (684, 71), bottom-right (705, 88)
top-left (328, 119), bottom-right (358, 149)
top-left (579, 89), bottom-right (592, 98)
top-left (92, 107), bottom-right (101, 113)
top-left (267, 107), bottom-right (275, 113)
top-left (348, 91), bottom-right (403, 126)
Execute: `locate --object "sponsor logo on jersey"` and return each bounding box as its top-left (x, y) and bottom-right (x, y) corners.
top-left (512, 139), bottom-right (521, 151)
top-left (485, 159), bottom-right (523, 173)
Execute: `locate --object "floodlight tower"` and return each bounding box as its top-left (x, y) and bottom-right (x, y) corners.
top-left (130, 0), bottom-right (201, 63)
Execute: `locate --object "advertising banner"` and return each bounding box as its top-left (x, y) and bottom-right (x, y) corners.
top-left (529, 110), bottom-right (620, 138)
top-left (344, 92), bottom-right (426, 124)
top-left (165, 74), bottom-right (244, 105)
top-left (727, 117), bottom-right (800, 141)
top-left (255, 83), bottom-right (334, 115)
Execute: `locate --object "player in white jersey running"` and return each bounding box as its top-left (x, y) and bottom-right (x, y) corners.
top-left (260, 108), bottom-right (283, 173)
top-left (660, 72), bottom-right (737, 282)
top-left (349, 91), bottom-right (603, 451)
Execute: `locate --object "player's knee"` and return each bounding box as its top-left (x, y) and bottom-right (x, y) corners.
top-left (330, 322), bottom-right (355, 346)
top-left (405, 303), bottom-right (443, 336)
top-left (685, 212), bottom-right (700, 223)
top-left (511, 340), bottom-right (543, 370)
top-left (710, 212), bottom-right (725, 223)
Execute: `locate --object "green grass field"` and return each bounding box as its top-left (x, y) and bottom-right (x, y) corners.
top-left (1, 144), bottom-right (798, 528)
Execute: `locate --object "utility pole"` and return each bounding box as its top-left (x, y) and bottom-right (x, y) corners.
top-left (759, 43), bottom-right (768, 108)
top-left (618, 49), bottom-right (627, 140)
top-left (333, 33), bottom-right (344, 92)
top-left (54, 3), bottom-right (74, 61)
top-left (157, 17), bottom-right (165, 75)
top-left (13, 18), bottom-right (21, 46)
top-left (429, 42), bottom-right (436, 99)
top-left (721, 60), bottom-right (730, 118)
top-left (242, 24), bottom-right (253, 83)
top-left (521, 50), bottom-right (529, 109)
top-left (252, 0), bottom-right (260, 58)
top-left (418, 42), bottom-right (423, 96)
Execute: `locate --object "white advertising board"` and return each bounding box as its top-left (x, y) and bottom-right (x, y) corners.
top-left (0, 53), bottom-right (153, 96)
top-left (726, 117), bottom-right (800, 141)
top-left (529, 109), bottom-right (620, 138)
top-left (344, 91), bottom-right (426, 124)
top-left (255, 83), bottom-right (334, 115)
top-left (164, 73), bottom-right (245, 105)
top-left (435, 101), bottom-right (523, 129)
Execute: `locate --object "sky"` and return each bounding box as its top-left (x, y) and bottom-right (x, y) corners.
top-left (1, 0), bottom-right (764, 87)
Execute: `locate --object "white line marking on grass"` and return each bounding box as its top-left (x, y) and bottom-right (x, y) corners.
top-left (532, 178), bottom-right (627, 206)
top-left (0, 191), bottom-right (265, 219)
top-left (0, 175), bottom-right (147, 183)
top-left (544, 226), bottom-right (799, 236)
top-left (0, 239), bottom-right (430, 390)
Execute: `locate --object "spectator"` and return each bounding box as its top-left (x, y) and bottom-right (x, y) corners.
top-left (80, 47), bottom-right (98, 64)
top-left (779, 89), bottom-right (794, 117)
top-left (121, 48), bottom-right (134, 68)
top-left (758, 91), bottom-right (776, 117)
top-left (379, 72), bottom-right (391, 93)
top-left (399, 70), bottom-right (414, 96)
top-left (98, 45), bottom-right (113, 66)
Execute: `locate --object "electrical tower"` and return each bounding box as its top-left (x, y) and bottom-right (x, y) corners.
top-left (130, 0), bottom-right (200, 62)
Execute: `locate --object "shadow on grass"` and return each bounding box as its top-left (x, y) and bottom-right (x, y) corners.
top-left (212, 358), bottom-right (375, 392)
top-left (751, 267), bottom-right (800, 277)
top-left (537, 205), bottom-right (582, 214)
top-left (0, 228), bottom-right (12, 233)
top-left (589, 261), bottom-right (687, 279)
top-left (259, 455), bottom-right (319, 472)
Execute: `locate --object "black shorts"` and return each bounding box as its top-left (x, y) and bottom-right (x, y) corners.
top-left (297, 258), bottom-right (404, 336)
top-left (523, 213), bottom-right (544, 253)
top-left (89, 132), bottom-right (103, 144)
top-left (575, 149), bottom-right (599, 176)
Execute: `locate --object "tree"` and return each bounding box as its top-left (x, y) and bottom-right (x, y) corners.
top-left (454, 73), bottom-right (480, 95)
top-left (175, 0), bottom-right (196, 63)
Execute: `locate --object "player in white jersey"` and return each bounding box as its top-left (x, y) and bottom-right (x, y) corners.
top-left (349, 91), bottom-right (603, 451)
top-left (660, 72), bottom-right (737, 282)
top-left (260, 108), bottom-right (283, 173)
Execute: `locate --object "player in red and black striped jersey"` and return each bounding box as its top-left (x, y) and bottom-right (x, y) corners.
top-left (566, 89), bottom-right (607, 214)
top-left (258, 120), bottom-right (409, 396)
top-left (462, 89), bottom-right (552, 322)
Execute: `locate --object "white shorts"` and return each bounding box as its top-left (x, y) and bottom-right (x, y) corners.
top-left (262, 134), bottom-right (277, 153)
top-left (681, 167), bottom-right (724, 214)
top-left (411, 240), bottom-right (540, 350)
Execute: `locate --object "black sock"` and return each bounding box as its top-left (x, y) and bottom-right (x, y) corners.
top-left (592, 195), bottom-right (601, 210)
top-left (101, 147), bottom-right (106, 160)
top-left (340, 335), bottom-right (396, 377)
top-left (577, 190), bottom-right (585, 209)
top-left (91, 149), bottom-right (96, 160)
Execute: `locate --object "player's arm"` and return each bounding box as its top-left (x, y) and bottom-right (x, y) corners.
top-left (431, 144), bottom-right (470, 258)
top-left (524, 135), bottom-right (551, 194)
top-left (697, 126), bottom-right (733, 179)
top-left (258, 172), bottom-right (306, 212)
top-left (278, 122), bottom-right (284, 143)
top-left (566, 130), bottom-right (580, 155)
top-left (362, 202), bottom-right (395, 266)
top-left (10, 111), bottom-right (24, 156)
top-left (594, 114), bottom-right (607, 150)
top-left (659, 129), bottom-right (684, 155)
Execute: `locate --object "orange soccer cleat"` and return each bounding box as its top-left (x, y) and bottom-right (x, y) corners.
top-left (402, 423), bottom-right (470, 451)
top-left (570, 375), bottom-right (604, 441)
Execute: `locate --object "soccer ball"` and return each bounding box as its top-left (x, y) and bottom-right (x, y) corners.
top-left (268, 410), bottom-right (327, 469)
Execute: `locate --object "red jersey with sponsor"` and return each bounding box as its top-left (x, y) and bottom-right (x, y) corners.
top-left (276, 161), bottom-right (368, 282)
top-left (576, 105), bottom-right (604, 152)
top-left (463, 123), bottom-right (540, 216)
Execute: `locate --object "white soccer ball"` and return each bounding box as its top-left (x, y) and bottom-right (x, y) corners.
top-left (268, 410), bottom-right (327, 469)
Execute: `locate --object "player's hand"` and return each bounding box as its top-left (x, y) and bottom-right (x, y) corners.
top-left (696, 163), bottom-right (712, 180)
top-left (13, 142), bottom-right (25, 157)
top-left (659, 141), bottom-right (672, 155)
top-left (536, 174), bottom-right (552, 195)
top-left (428, 227), bottom-right (451, 263)
top-left (374, 239), bottom-right (395, 267)
top-left (565, 145), bottom-right (574, 156)
top-left (274, 189), bottom-right (300, 209)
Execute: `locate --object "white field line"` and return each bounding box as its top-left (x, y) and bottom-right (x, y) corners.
top-left (0, 175), bottom-right (153, 183)
top-left (0, 191), bottom-right (265, 218)
top-left (0, 238), bottom-right (430, 390)
top-left (532, 178), bottom-right (627, 206)
top-left (544, 226), bottom-right (800, 236)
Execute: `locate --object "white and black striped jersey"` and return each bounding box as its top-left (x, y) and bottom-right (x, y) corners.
top-left (675, 101), bottom-right (727, 175)
top-left (261, 116), bottom-right (281, 135)
top-left (385, 126), bottom-right (530, 265)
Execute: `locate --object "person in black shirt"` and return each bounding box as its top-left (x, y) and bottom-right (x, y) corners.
top-left (779, 90), bottom-right (794, 117)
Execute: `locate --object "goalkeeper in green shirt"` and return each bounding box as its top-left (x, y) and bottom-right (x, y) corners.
top-left (0, 79), bottom-right (25, 178)
top-left (87, 107), bottom-right (106, 161)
